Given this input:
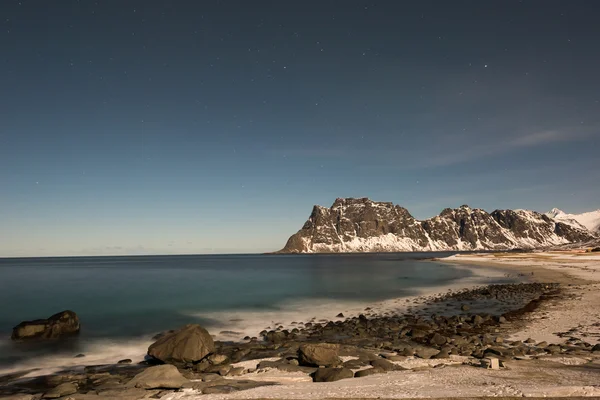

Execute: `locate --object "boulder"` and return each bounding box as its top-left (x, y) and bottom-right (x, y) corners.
top-left (12, 311), bottom-right (80, 341)
top-left (148, 324), bottom-right (214, 365)
top-left (313, 367), bottom-right (353, 382)
top-left (126, 365), bottom-right (189, 389)
top-left (42, 382), bottom-right (78, 399)
top-left (298, 343), bottom-right (341, 367)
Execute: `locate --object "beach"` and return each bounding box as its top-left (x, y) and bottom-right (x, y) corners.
top-left (2, 252), bottom-right (600, 399)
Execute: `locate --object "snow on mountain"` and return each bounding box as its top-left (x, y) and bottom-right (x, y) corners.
top-left (278, 198), bottom-right (597, 254)
top-left (545, 208), bottom-right (600, 233)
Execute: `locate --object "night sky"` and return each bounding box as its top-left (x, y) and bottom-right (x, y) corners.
top-left (1, 1), bottom-right (599, 256)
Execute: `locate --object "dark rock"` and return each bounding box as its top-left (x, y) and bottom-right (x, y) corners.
top-left (12, 310), bottom-right (80, 341)
top-left (429, 333), bottom-right (447, 346)
top-left (298, 343), bottom-right (341, 367)
top-left (484, 347), bottom-right (504, 357)
top-left (545, 345), bottom-right (561, 354)
top-left (216, 365), bottom-right (232, 376)
top-left (313, 367), bottom-right (354, 382)
top-left (432, 350), bottom-right (450, 359)
top-left (336, 313), bottom-right (345, 318)
top-left (482, 334), bottom-right (495, 346)
top-left (408, 328), bottom-right (427, 338)
top-left (258, 360), bottom-right (317, 374)
top-left (370, 358), bottom-right (403, 371)
top-left (147, 324), bottom-right (215, 365)
top-left (206, 354), bottom-right (229, 365)
top-left (343, 359), bottom-right (367, 369)
top-left (126, 364), bottom-right (189, 389)
top-left (354, 367), bottom-right (386, 378)
top-left (265, 330), bottom-right (287, 343)
top-left (118, 359), bottom-right (133, 364)
top-left (74, 353), bottom-right (85, 358)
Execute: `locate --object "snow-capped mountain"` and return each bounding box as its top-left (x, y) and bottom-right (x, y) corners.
top-left (545, 208), bottom-right (600, 234)
top-left (278, 198), bottom-right (596, 253)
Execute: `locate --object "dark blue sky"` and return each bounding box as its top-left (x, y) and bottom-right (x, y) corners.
top-left (1, 1), bottom-right (599, 256)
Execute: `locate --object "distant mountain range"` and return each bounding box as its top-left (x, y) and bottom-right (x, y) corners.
top-left (278, 198), bottom-right (598, 253)
top-left (545, 208), bottom-right (600, 234)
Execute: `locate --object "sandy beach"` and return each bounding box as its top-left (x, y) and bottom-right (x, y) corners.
top-left (443, 252), bottom-right (600, 345)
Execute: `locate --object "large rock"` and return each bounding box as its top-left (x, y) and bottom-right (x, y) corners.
top-left (12, 310), bottom-right (80, 341)
top-left (313, 367), bottom-right (353, 382)
top-left (126, 365), bottom-right (189, 389)
top-left (148, 324), bottom-right (215, 365)
top-left (298, 343), bottom-right (341, 367)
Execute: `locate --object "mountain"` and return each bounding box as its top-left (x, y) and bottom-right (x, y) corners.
top-left (545, 208), bottom-right (600, 234)
top-left (278, 198), bottom-right (596, 253)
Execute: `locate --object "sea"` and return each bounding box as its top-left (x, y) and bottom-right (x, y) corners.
top-left (0, 252), bottom-right (517, 376)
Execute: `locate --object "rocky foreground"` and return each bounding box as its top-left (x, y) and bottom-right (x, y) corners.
top-left (3, 282), bottom-right (600, 399)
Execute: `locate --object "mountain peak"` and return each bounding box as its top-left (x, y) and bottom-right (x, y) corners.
top-left (547, 208), bottom-right (566, 218)
top-left (278, 199), bottom-right (597, 253)
top-left (546, 208), bottom-right (600, 233)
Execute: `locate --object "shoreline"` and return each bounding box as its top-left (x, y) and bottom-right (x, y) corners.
top-left (2, 253), bottom-right (600, 399)
top-left (0, 260), bottom-right (515, 379)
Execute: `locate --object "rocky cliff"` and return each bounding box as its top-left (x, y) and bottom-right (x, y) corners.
top-left (278, 198), bottom-right (596, 253)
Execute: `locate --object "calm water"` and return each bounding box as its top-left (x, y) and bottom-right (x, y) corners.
top-left (0, 252), bottom-right (511, 373)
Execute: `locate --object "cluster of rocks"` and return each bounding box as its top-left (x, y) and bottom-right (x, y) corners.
top-left (3, 282), bottom-right (600, 399)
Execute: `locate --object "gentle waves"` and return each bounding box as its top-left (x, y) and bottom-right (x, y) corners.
top-left (0, 253), bottom-right (516, 375)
